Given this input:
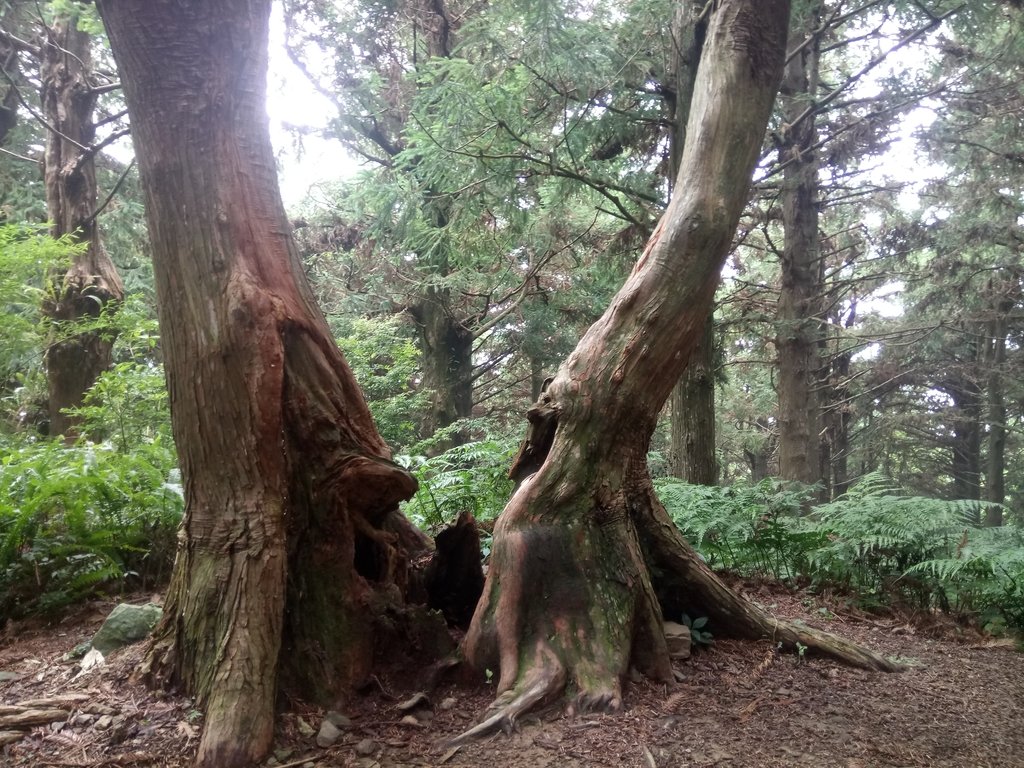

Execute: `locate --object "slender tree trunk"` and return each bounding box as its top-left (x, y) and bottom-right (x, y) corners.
top-left (667, 0), bottom-right (717, 484)
top-left (984, 294), bottom-right (1010, 526)
top-left (460, 0), bottom-right (895, 742)
top-left (411, 287), bottom-right (474, 445)
top-left (40, 17), bottom-right (123, 439)
top-left (99, 3), bottom-right (430, 765)
top-left (776, 5), bottom-right (824, 493)
top-left (671, 316), bottom-right (718, 483)
top-left (949, 373), bottom-right (982, 522)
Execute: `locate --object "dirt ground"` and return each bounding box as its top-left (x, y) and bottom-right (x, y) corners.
top-left (2, 585), bottom-right (1022, 768)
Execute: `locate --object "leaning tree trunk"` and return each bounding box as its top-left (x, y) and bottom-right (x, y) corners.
top-left (40, 16), bottom-right (124, 439)
top-left (460, 0), bottom-right (895, 742)
top-left (99, 2), bottom-right (430, 766)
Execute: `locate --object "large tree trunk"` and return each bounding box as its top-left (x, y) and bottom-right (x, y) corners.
top-left (99, 2), bottom-right (430, 766)
top-left (460, 0), bottom-right (895, 741)
top-left (775, 4), bottom-right (824, 493)
top-left (40, 16), bottom-right (123, 439)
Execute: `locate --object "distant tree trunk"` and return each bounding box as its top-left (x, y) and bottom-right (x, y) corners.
top-left (667, 0), bottom-right (717, 485)
top-left (744, 416), bottom-right (777, 482)
top-left (460, 0), bottom-right (896, 741)
top-left (671, 316), bottom-right (718, 483)
top-left (0, 24), bottom-right (22, 146)
top-left (411, 287), bottom-right (474, 446)
top-left (99, 2), bottom-right (431, 765)
top-left (40, 16), bottom-right (123, 439)
top-left (949, 373), bottom-right (982, 522)
top-left (775, 4), bottom-right (824, 493)
top-left (984, 310), bottom-right (1008, 525)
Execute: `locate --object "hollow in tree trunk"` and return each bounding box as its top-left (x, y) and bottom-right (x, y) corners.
top-left (98, 2), bottom-right (436, 766)
top-left (460, 0), bottom-right (897, 741)
top-left (40, 16), bottom-right (123, 440)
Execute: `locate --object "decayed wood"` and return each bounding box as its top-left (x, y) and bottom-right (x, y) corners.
top-left (0, 707), bottom-right (69, 728)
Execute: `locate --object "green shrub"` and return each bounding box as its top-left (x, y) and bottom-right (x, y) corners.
top-left (655, 477), bottom-right (822, 579)
top-left (400, 439), bottom-right (515, 534)
top-left (0, 438), bottom-right (182, 619)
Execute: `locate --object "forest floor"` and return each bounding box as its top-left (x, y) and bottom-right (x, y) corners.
top-left (1, 581), bottom-right (1022, 768)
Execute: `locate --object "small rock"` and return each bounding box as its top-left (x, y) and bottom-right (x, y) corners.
top-left (73, 713), bottom-right (95, 726)
top-left (324, 710), bottom-right (351, 728)
top-left (95, 714), bottom-right (114, 730)
top-left (399, 715), bottom-right (420, 727)
top-left (274, 748), bottom-right (294, 762)
top-left (397, 692), bottom-right (430, 712)
top-left (439, 697), bottom-right (457, 711)
top-left (79, 648), bottom-right (106, 673)
top-left (355, 738), bottom-right (377, 757)
top-left (663, 621), bottom-right (692, 660)
top-left (296, 716), bottom-right (315, 737)
top-left (90, 603), bottom-right (163, 655)
top-left (316, 719), bottom-right (342, 748)
top-left (302, 762), bottom-right (315, 768)
top-left (0, 670), bottom-right (20, 682)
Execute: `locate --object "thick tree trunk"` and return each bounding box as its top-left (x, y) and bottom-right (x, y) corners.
top-left (775, 5), bottom-right (824, 493)
top-left (460, 0), bottom-right (895, 742)
top-left (99, 3), bottom-right (429, 766)
top-left (671, 315), bottom-right (718, 484)
top-left (40, 17), bottom-right (123, 439)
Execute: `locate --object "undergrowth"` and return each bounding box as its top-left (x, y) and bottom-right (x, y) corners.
top-left (656, 472), bottom-right (1023, 633)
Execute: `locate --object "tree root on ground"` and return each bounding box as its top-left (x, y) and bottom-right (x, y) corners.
top-left (447, 652), bottom-right (566, 746)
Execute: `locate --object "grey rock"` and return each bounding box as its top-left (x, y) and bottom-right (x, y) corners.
top-left (664, 621), bottom-right (692, 660)
top-left (439, 697), bottom-right (457, 711)
top-left (90, 603), bottom-right (163, 654)
top-left (316, 719), bottom-right (342, 748)
top-left (0, 670), bottom-right (21, 682)
top-left (94, 714), bottom-right (114, 730)
top-left (355, 738), bottom-right (377, 757)
top-left (296, 716), bottom-right (315, 737)
top-left (324, 710), bottom-right (351, 728)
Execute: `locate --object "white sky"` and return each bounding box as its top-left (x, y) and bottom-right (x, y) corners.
top-left (266, 3), bottom-right (358, 208)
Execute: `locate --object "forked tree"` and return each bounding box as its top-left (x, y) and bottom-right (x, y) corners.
top-left (459, 0), bottom-right (898, 738)
top-left (98, 0), bottom-right (896, 765)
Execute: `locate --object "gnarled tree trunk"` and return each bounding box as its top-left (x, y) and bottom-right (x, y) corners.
top-left (460, 0), bottom-right (896, 742)
top-left (40, 16), bottom-right (123, 439)
top-left (99, 2), bottom-right (432, 766)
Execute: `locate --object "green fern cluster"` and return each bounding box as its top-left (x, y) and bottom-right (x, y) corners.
top-left (0, 438), bottom-right (182, 620)
top-left (657, 472), bottom-right (1023, 630)
top-left (400, 439), bottom-right (516, 534)
top-left (654, 477), bottom-right (822, 579)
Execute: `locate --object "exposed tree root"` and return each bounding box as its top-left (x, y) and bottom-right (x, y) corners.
top-left (448, 647), bottom-right (566, 746)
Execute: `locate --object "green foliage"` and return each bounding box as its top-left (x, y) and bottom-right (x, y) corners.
top-left (334, 316), bottom-right (427, 453)
top-left (400, 439), bottom-right (515, 533)
top-left (659, 472), bottom-right (1024, 630)
top-left (655, 477), bottom-right (823, 579)
top-left (0, 437), bottom-right (182, 619)
top-left (66, 361), bottom-right (171, 451)
top-left (680, 613), bottom-right (713, 648)
top-left (0, 224), bottom-right (79, 388)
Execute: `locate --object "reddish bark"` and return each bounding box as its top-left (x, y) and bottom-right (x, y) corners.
top-left (98, 2), bottom-right (431, 765)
